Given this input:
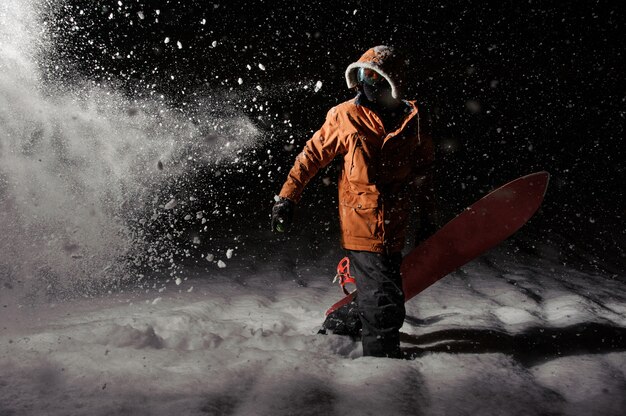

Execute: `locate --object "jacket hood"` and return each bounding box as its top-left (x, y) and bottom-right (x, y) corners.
top-left (345, 45), bottom-right (407, 99)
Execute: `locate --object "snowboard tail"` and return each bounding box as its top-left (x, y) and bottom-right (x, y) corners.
top-left (325, 171), bottom-right (550, 316)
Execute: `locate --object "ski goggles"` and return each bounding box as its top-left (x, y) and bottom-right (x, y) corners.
top-left (357, 67), bottom-right (386, 86)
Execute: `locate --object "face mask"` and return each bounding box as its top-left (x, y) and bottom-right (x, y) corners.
top-left (362, 82), bottom-right (399, 109)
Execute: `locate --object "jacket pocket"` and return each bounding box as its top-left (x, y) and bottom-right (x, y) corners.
top-left (339, 190), bottom-right (380, 239)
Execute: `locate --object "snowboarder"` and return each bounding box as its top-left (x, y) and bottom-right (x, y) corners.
top-left (271, 45), bottom-right (438, 358)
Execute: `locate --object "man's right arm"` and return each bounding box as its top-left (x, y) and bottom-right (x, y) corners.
top-left (278, 106), bottom-right (346, 204)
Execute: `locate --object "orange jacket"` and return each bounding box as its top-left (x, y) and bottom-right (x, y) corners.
top-left (279, 97), bottom-right (435, 253)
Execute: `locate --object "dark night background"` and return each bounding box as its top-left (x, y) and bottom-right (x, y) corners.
top-left (43, 0), bottom-right (624, 273)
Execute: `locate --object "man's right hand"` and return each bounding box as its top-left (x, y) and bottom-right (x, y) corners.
top-left (271, 196), bottom-right (295, 233)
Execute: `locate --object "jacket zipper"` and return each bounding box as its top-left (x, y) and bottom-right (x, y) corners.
top-left (379, 198), bottom-right (385, 244)
top-left (381, 104), bottom-right (419, 150)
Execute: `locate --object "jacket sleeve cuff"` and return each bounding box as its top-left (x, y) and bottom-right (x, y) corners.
top-left (278, 183), bottom-right (301, 204)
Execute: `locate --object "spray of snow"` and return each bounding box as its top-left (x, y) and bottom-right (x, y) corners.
top-left (0, 0), bottom-right (263, 301)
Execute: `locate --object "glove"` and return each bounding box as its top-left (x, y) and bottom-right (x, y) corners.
top-left (271, 196), bottom-right (295, 233)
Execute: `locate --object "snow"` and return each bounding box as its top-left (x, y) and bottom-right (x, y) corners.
top-left (0, 1), bottom-right (622, 414)
top-left (164, 198), bottom-right (177, 209)
top-left (1, 245), bottom-right (624, 415)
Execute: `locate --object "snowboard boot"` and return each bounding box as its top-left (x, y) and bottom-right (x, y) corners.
top-left (318, 295), bottom-right (361, 338)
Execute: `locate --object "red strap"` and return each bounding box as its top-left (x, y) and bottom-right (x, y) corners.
top-left (334, 257), bottom-right (356, 295)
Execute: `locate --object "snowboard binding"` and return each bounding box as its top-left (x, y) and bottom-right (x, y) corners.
top-left (332, 256), bottom-right (357, 295)
top-left (318, 257), bottom-right (362, 337)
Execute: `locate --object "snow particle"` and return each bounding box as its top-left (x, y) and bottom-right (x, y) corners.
top-left (217, 260), bottom-right (226, 268)
top-left (175, 277), bottom-right (182, 286)
top-left (314, 80), bottom-right (323, 92)
top-left (226, 249), bottom-right (234, 259)
top-left (177, 41), bottom-right (183, 49)
top-left (206, 253), bottom-right (215, 262)
top-left (164, 37), bottom-right (170, 44)
top-left (258, 63), bottom-right (266, 71)
top-left (238, 77), bottom-right (243, 85)
top-left (164, 198), bottom-right (177, 210)
top-left (466, 100), bottom-right (481, 113)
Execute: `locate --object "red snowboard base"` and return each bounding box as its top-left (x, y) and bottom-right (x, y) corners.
top-left (325, 171), bottom-right (550, 316)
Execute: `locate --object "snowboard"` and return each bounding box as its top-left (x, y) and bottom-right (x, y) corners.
top-left (325, 171), bottom-right (550, 316)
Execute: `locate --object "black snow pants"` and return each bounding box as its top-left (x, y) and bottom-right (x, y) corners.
top-left (322, 250), bottom-right (405, 358)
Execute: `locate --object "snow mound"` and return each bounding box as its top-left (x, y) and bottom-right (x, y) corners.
top-left (1, 248), bottom-right (625, 415)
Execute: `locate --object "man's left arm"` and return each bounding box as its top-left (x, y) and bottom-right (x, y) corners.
top-left (410, 134), bottom-right (439, 244)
